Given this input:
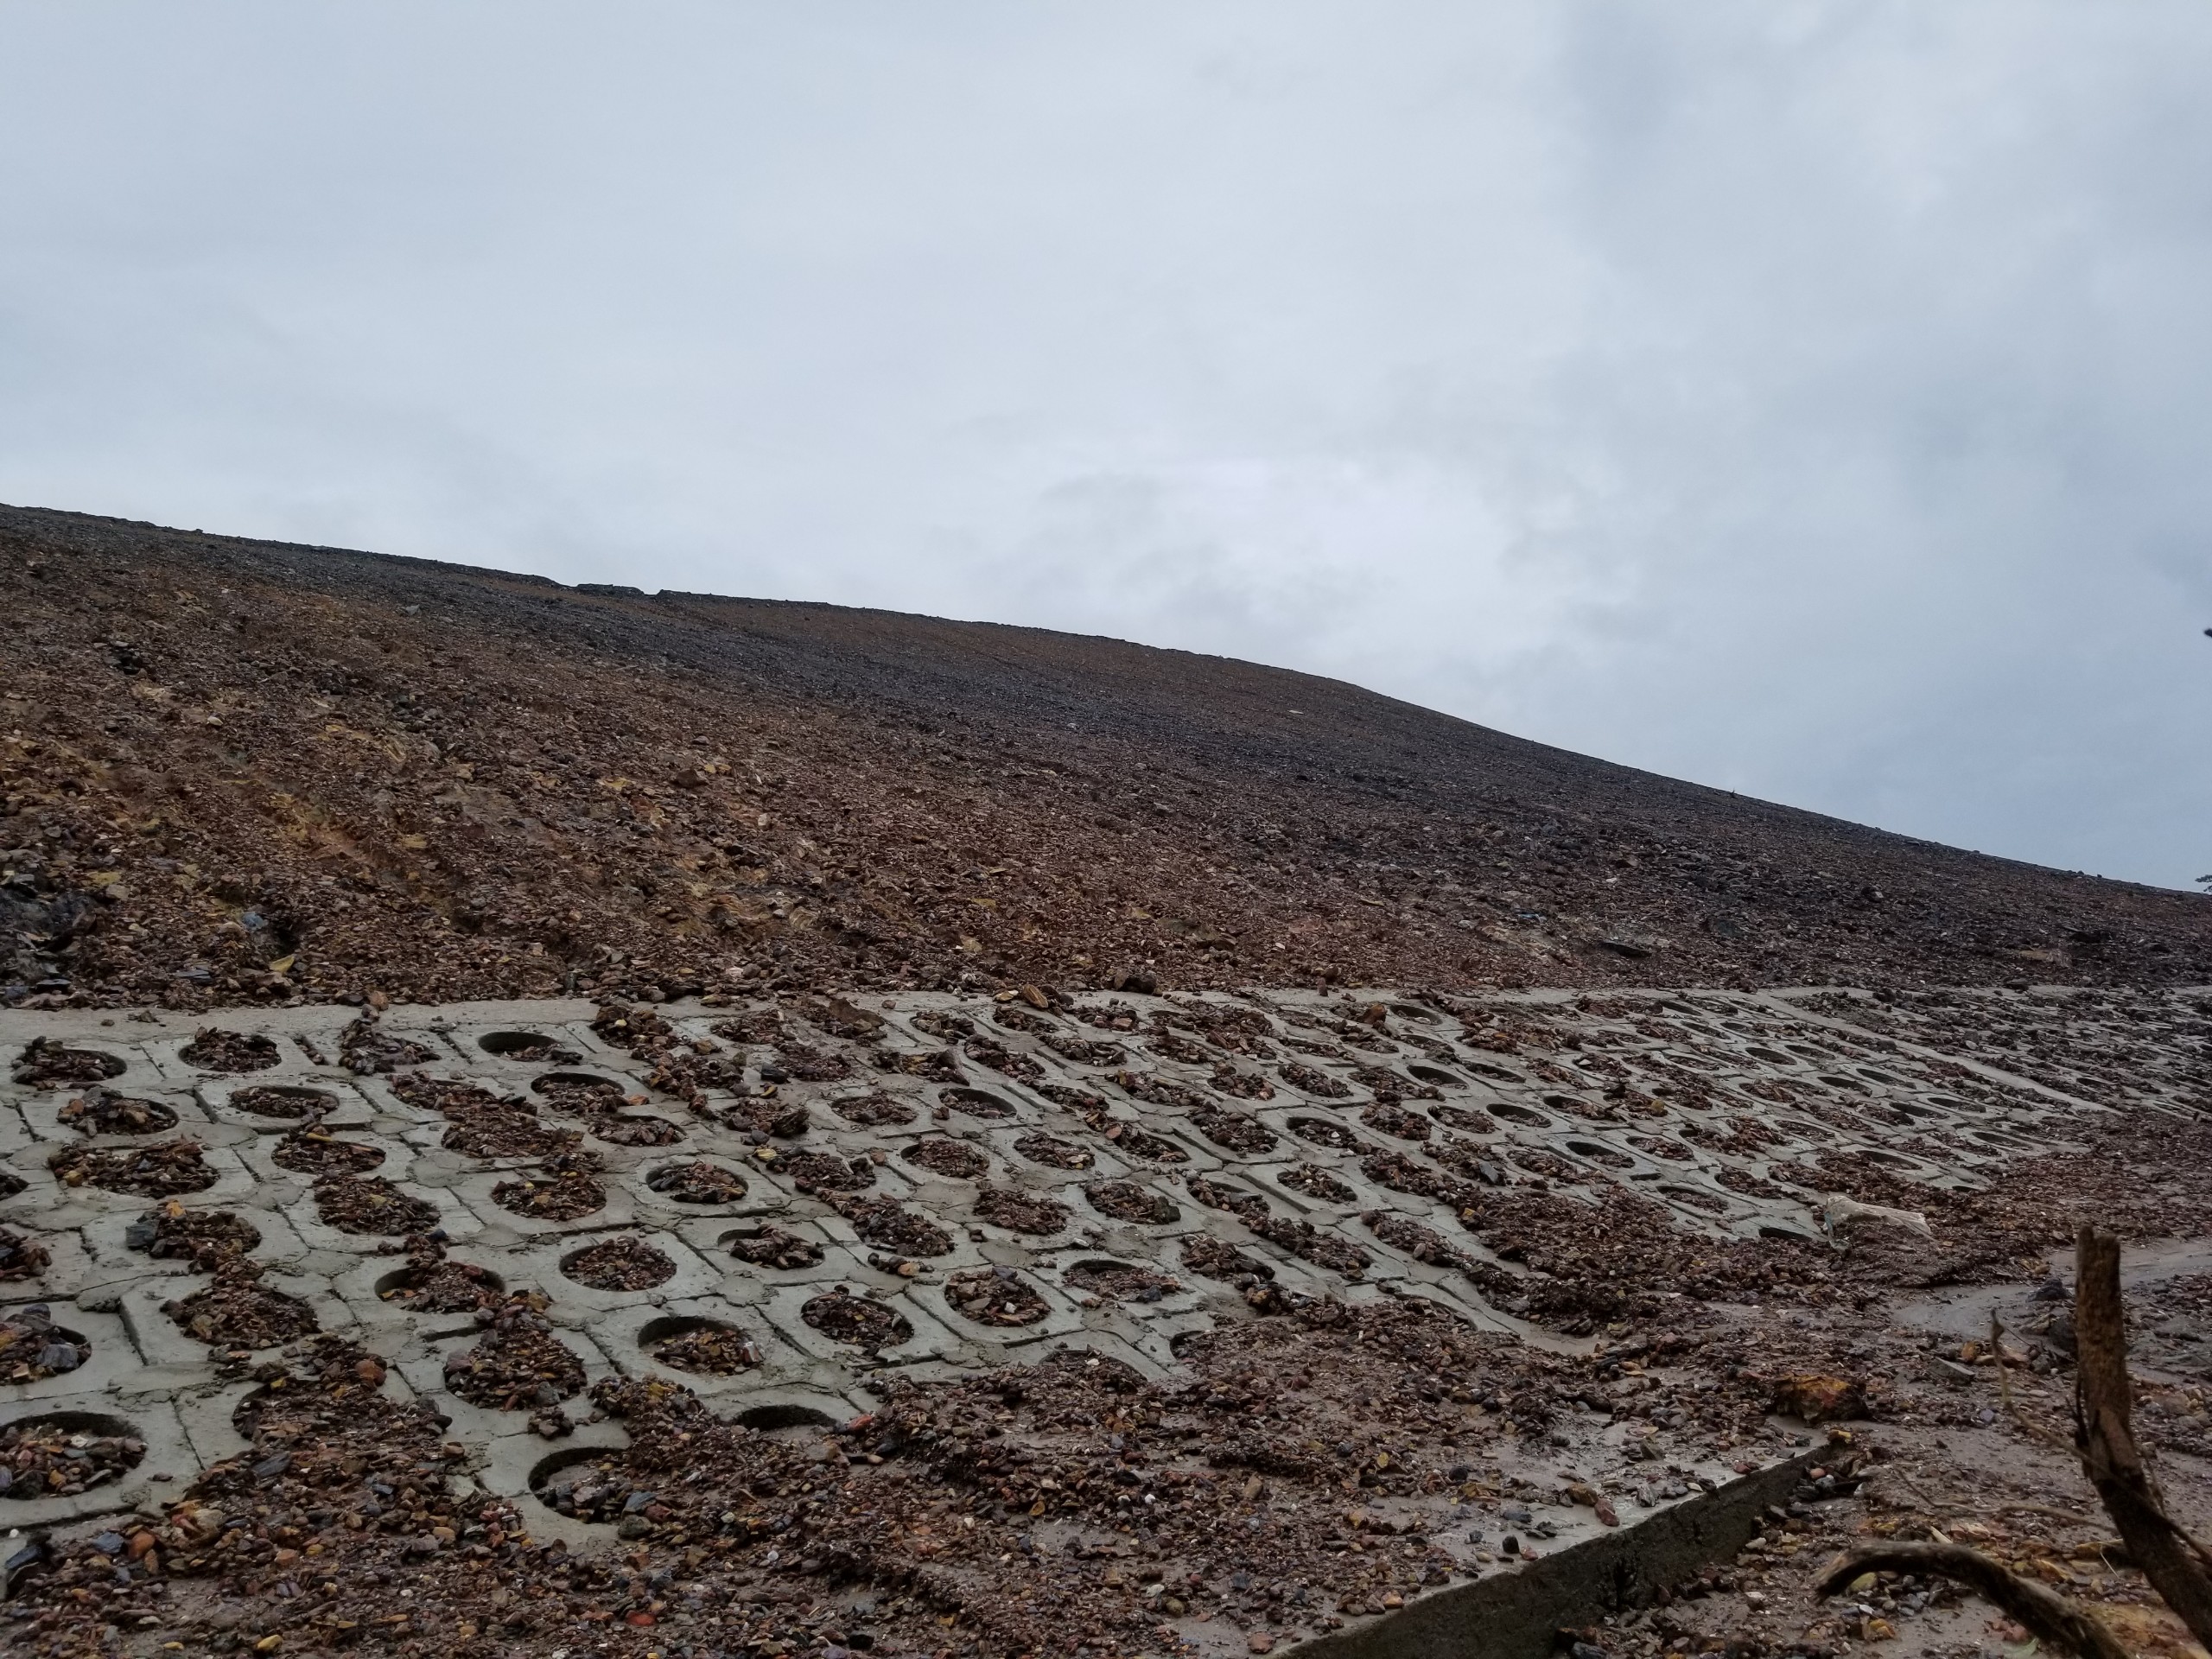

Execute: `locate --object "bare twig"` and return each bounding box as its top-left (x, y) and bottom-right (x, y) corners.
top-left (1817, 1542), bottom-right (2127, 1659)
top-left (2072, 1227), bottom-right (2212, 1641)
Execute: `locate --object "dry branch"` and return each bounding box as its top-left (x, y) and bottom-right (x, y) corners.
top-left (2072, 1227), bottom-right (2212, 1642)
top-left (1816, 1542), bottom-right (2127, 1659)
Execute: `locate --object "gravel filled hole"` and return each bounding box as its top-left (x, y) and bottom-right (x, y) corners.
top-left (643, 1161), bottom-right (747, 1205)
top-left (179, 1028), bottom-right (280, 1072)
top-left (56, 1088), bottom-right (177, 1136)
top-left (0, 1305), bottom-right (90, 1382)
top-left (0, 1414), bottom-right (143, 1500)
top-left (641, 1316), bottom-right (762, 1375)
top-left (13, 1039), bottom-right (125, 1087)
top-left (562, 1236), bottom-right (677, 1290)
top-left (944, 1267), bottom-right (1049, 1326)
top-left (50, 1139), bottom-right (215, 1196)
top-left (801, 1289), bottom-right (912, 1352)
top-left (225, 1085), bottom-right (334, 1121)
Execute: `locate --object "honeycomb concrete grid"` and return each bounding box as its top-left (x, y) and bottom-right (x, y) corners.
top-left (0, 984), bottom-right (2149, 1553)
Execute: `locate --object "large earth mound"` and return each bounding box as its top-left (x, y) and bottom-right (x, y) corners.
top-left (3, 503), bottom-right (2206, 1011)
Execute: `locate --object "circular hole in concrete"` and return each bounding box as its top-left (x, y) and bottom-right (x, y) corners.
top-left (0, 1306), bottom-right (92, 1381)
top-left (1287, 1115), bottom-right (1370, 1153)
top-left (940, 1088), bottom-right (1015, 1121)
top-left (1083, 1180), bottom-right (1179, 1225)
top-left (374, 1261), bottom-right (505, 1312)
top-left (639, 1314), bottom-right (763, 1375)
top-left (480, 1031), bottom-right (577, 1061)
top-left (12, 1040), bottom-right (127, 1088)
top-left (1564, 1139), bottom-right (1635, 1170)
top-left (643, 1160), bottom-right (747, 1205)
top-left (1857, 1149), bottom-right (1917, 1168)
top-left (56, 1092), bottom-right (178, 1136)
top-left (738, 1402), bottom-right (837, 1433)
top-left (1013, 1132), bottom-right (1091, 1170)
top-left (0, 1410), bottom-right (144, 1499)
top-left (561, 1236), bottom-right (676, 1290)
top-left (944, 1267), bottom-right (1050, 1326)
top-left (1659, 1185), bottom-right (1728, 1216)
top-left (272, 1131), bottom-right (385, 1174)
top-left (830, 1092), bottom-right (919, 1128)
top-left (1406, 1065), bottom-right (1463, 1090)
top-left (1490, 1102), bottom-right (1548, 1127)
top-left (1743, 1046), bottom-right (1796, 1067)
top-left (168, 1272), bottom-right (319, 1351)
top-left (529, 1446), bottom-right (635, 1525)
top-left (1064, 1259), bottom-right (1181, 1303)
top-left (801, 1289), bottom-right (912, 1351)
top-left (720, 1224), bottom-right (825, 1270)
top-left (225, 1085), bottom-right (335, 1122)
top-left (49, 1141), bottom-right (216, 1197)
top-left (126, 1205), bottom-right (260, 1261)
top-left (588, 1113), bottom-right (684, 1147)
top-left (901, 1138), bottom-right (988, 1179)
top-left (531, 1071), bottom-right (626, 1106)
top-left (179, 1029), bottom-right (280, 1073)
top-left (1387, 1003), bottom-right (1440, 1024)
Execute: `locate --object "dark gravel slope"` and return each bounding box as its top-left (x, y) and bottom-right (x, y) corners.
top-left (3, 501), bottom-right (2205, 1008)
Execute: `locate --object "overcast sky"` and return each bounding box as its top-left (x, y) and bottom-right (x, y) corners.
top-left (4, 4), bottom-right (2209, 889)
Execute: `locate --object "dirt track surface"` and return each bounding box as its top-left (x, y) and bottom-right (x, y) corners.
top-left (4, 502), bottom-right (2210, 1012)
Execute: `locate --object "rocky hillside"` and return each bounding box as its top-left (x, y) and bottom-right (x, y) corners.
top-left (3, 502), bottom-right (2206, 1008)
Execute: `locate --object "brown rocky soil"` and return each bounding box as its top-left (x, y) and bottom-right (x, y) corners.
top-left (3, 504), bottom-right (2209, 1012)
top-left (8, 505), bottom-right (2212, 1659)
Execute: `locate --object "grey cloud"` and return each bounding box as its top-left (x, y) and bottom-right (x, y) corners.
top-left (2, 2), bottom-right (2208, 885)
